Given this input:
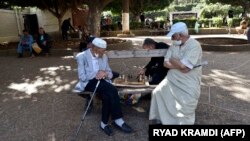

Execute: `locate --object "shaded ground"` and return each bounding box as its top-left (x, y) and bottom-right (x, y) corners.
top-left (0, 35), bottom-right (250, 141)
top-left (0, 40), bottom-right (80, 50)
top-left (0, 37), bottom-right (129, 51)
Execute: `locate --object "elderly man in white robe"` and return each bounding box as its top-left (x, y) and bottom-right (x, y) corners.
top-left (149, 22), bottom-right (203, 125)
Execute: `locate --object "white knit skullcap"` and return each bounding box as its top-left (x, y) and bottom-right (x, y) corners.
top-left (92, 38), bottom-right (107, 49)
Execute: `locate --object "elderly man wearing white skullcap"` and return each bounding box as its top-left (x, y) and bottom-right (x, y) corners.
top-left (74, 38), bottom-right (133, 136)
top-left (149, 22), bottom-right (203, 125)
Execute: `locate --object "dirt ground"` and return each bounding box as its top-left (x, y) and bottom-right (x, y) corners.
top-left (0, 40), bottom-right (80, 50)
top-left (0, 35), bottom-right (250, 141)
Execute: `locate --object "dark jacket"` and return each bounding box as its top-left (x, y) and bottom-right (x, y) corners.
top-left (61, 19), bottom-right (74, 31)
top-left (37, 33), bottom-right (51, 47)
top-left (247, 28), bottom-right (250, 43)
top-left (144, 42), bottom-right (169, 76)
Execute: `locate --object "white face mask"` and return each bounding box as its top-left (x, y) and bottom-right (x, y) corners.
top-left (172, 40), bottom-right (182, 46)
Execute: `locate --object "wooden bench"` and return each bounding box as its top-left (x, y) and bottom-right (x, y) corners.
top-left (73, 49), bottom-right (168, 96)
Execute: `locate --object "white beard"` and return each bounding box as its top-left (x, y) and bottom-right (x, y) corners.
top-left (94, 53), bottom-right (99, 58)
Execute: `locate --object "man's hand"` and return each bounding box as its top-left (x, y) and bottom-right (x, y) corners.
top-left (169, 58), bottom-right (181, 66)
top-left (180, 68), bottom-right (190, 73)
top-left (169, 58), bottom-right (190, 73)
top-left (96, 70), bottom-right (107, 80)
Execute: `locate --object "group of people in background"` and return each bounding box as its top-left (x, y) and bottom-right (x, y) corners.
top-left (236, 16), bottom-right (249, 35)
top-left (232, 14), bottom-right (250, 43)
top-left (142, 13), bottom-right (171, 30)
top-left (61, 17), bottom-right (88, 40)
top-left (17, 27), bottom-right (51, 58)
top-left (100, 15), bottom-right (114, 31)
top-left (17, 17), bottom-right (90, 58)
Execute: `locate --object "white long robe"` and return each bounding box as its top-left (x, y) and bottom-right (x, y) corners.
top-left (149, 38), bottom-right (202, 125)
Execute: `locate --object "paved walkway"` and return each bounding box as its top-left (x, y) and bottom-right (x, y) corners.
top-left (0, 34), bottom-right (250, 141)
top-left (105, 34), bottom-right (248, 46)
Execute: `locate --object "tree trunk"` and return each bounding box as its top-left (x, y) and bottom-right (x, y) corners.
top-left (85, 0), bottom-right (114, 37)
top-left (122, 0), bottom-right (130, 33)
top-left (45, 8), bottom-right (65, 32)
top-left (88, 6), bottom-right (101, 37)
top-left (57, 16), bottom-right (62, 31)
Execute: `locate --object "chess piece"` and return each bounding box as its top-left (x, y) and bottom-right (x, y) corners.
top-left (138, 74), bottom-right (143, 82)
top-left (124, 75), bottom-right (128, 83)
top-left (144, 76), bottom-right (148, 84)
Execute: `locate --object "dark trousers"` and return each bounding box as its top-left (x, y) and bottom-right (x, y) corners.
top-left (62, 30), bottom-right (68, 40)
top-left (145, 69), bottom-right (168, 85)
top-left (79, 42), bottom-right (87, 52)
top-left (149, 73), bottom-right (167, 85)
top-left (112, 71), bottom-right (120, 80)
top-left (85, 79), bottom-right (123, 124)
top-left (18, 44), bottom-right (32, 54)
top-left (39, 44), bottom-right (50, 54)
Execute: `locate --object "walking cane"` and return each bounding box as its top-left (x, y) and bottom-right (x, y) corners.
top-left (72, 80), bottom-right (101, 141)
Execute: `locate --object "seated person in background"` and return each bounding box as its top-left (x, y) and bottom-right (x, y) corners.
top-left (78, 27), bottom-right (91, 52)
top-left (236, 17), bottom-right (248, 35)
top-left (37, 27), bottom-right (51, 56)
top-left (17, 29), bottom-right (34, 58)
top-left (74, 38), bottom-right (133, 136)
top-left (138, 38), bottom-right (170, 85)
top-left (79, 36), bottom-right (95, 52)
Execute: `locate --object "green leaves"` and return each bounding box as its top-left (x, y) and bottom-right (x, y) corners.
top-left (105, 0), bottom-right (174, 15)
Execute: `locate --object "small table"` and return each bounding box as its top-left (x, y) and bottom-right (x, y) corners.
top-left (113, 81), bottom-right (156, 95)
top-left (72, 80), bottom-right (156, 96)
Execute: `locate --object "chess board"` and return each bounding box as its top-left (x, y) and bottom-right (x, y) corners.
top-left (113, 78), bottom-right (150, 88)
